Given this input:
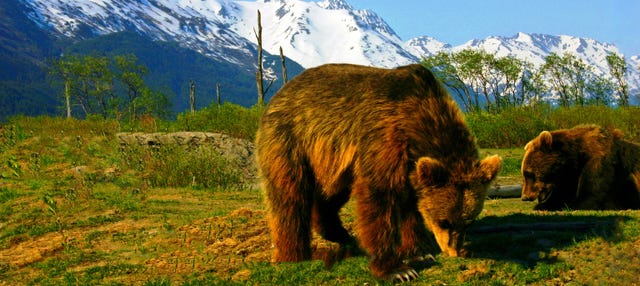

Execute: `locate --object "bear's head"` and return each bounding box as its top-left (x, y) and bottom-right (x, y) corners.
top-left (412, 155), bottom-right (501, 257)
top-left (520, 130), bottom-right (583, 210)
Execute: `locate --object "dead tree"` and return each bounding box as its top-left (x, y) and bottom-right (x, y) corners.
top-left (255, 10), bottom-right (265, 106)
top-left (254, 10), bottom-right (275, 106)
top-left (280, 46), bottom-right (288, 84)
top-left (216, 83), bottom-right (221, 106)
top-left (189, 80), bottom-right (195, 113)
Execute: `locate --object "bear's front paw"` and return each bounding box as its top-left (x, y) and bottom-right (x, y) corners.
top-left (385, 267), bottom-right (419, 282)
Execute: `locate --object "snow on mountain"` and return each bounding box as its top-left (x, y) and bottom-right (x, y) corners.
top-left (22, 0), bottom-right (256, 66)
top-left (447, 32), bottom-right (640, 94)
top-left (22, 0), bottom-right (418, 68)
top-left (18, 0), bottom-right (639, 92)
top-left (229, 0), bottom-right (417, 68)
top-left (405, 36), bottom-right (452, 59)
top-left (453, 32), bottom-right (619, 67)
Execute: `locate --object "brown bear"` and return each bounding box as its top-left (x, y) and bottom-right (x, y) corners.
top-left (521, 124), bottom-right (640, 210)
top-left (255, 63), bottom-right (502, 281)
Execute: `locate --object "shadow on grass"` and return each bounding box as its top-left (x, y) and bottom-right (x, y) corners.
top-left (465, 213), bottom-right (631, 268)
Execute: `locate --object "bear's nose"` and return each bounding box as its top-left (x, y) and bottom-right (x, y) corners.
top-left (521, 190), bottom-right (537, 201)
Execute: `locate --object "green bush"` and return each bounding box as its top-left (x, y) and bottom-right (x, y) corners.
top-left (467, 105), bottom-right (640, 148)
top-left (118, 144), bottom-right (247, 190)
top-left (172, 102), bottom-right (263, 140)
top-left (466, 105), bottom-right (555, 148)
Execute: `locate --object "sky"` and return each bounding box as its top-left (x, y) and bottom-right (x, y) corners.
top-left (344, 0), bottom-right (640, 56)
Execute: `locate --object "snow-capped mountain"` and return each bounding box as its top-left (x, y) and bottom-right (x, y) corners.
top-left (405, 36), bottom-right (452, 59)
top-left (8, 0), bottom-right (640, 107)
top-left (229, 0), bottom-right (417, 68)
top-left (443, 32), bottom-right (640, 95)
top-left (20, 0), bottom-right (419, 69)
top-left (21, 0), bottom-right (258, 67)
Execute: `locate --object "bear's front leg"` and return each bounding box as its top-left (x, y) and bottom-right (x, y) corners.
top-left (353, 186), bottom-right (420, 281)
top-left (398, 207), bottom-right (439, 261)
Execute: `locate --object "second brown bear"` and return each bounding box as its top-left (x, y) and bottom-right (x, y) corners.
top-left (255, 63), bottom-right (501, 281)
top-left (521, 125), bottom-right (640, 210)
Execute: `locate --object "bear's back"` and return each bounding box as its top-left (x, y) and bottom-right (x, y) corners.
top-left (271, 64), bottom-right (445, 106)
top-left (259, 63), bottom-right (477, 167)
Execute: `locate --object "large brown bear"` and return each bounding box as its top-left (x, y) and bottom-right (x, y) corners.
top-left (255, 63), bottom-right (502, 281)
top-left (521, 124), bottom-right (640, 210)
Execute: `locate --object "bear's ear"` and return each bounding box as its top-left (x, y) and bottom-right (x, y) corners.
top-left (538, 131), bottom-right (553, 148)
top-left (478, 155), bottom-right (502, 182)
top-left (526, 130), bottom-right (553, 151)
top-left (416, 157), bottom-right (449, 187)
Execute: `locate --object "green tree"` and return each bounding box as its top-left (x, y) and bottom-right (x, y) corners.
top-left (452, 49), bottom-right (491, 110)
top-left (49, 53), bottom-right (171, 119)
top-left (586, 75), bottom-right (614, 106)
top-left (605, 52), bottom-right (629, 106)
top-left (135, 86), bottom-right (172, 119)
top-left (540, 53), bottom-right (594, 106)
top-left (421, 52), bottom-right (476, 111)
top-left (114, 54), bottom-right (148, 120)
top-left (490, 55), bottom-right (525, 110)
top-left (519, 61), bottom-right (548, 105)
top-left (50, 55), bottom-right (82, 118)
top-left (60, 55), bottom-right (115, 118)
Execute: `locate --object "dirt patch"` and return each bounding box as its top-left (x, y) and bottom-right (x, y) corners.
top-left (0, 218), bottom-right (155, 268)
top-left (143, 208), bottom-right (272, 277)
top-left (142, 207), bottom-right (355, 282)
top-left (0, 231), bottom-right (66, 267)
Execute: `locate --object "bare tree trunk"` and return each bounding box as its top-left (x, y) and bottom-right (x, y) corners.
top-left (190, 80), bottom-right (195, 113)
top-left (65, 80), bottom-right (71, 118)
top-left (255, 10), bottom-right (265, 106)
top-left (216, 83), bottom-right (221, 106)
top-left (280, 46), bottom-right (288, 84)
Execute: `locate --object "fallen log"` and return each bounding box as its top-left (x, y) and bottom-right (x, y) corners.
top-left (486, 184), bottom-right (522, 198)
top-left (468, 221), bottom-right (615, 234)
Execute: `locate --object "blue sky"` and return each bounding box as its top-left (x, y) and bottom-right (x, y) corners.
top-left (345, 0), bottom-right (640, 56)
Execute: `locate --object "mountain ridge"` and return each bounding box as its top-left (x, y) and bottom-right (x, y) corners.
top-left (1, 0), bottom-right (638, 120)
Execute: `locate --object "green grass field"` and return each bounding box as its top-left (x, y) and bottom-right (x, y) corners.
top-left (1, 117), bottom-right (639, 285)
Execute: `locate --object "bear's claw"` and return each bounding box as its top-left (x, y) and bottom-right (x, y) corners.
top-left (402, 254), bottom-right (436, 264)
top-left (388, 268), bottom-right (419, 282)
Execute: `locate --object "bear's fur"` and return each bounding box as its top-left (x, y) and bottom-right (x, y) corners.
top-left (521, 124), bottom-right (640, 210)
top-left (255, 63), bottom-right (501, 281)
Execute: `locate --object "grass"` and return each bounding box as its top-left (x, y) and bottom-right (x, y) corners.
top-left (1, 113), bottom-right (639, 285)
top-left (467, 105), bottom-right (640, 148)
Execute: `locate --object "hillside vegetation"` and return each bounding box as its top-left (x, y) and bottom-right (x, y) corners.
top-left (0, 105), bottom-right (639, 285)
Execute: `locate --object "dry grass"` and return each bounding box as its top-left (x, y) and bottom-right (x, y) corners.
top-left (1, 117), bottom-right (639, 285)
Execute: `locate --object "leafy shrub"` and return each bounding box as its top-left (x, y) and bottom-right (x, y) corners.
top-left (468, 105), bottom-right (640, 148)
top-left (172, 102), bottom-right (263, 140)
top-left (119, 144), bottom-right (247, 190)
top-left (466, 105), bottom-right (554, 148)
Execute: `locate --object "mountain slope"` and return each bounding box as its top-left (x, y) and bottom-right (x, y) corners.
top-left (229, 0), bottom-right (417, 68)
top-left (21, 0), bottom-right (637, 86)
top-left (1, 0), bottom-right (638, 121)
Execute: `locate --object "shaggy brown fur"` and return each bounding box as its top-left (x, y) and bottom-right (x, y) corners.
top-left (521, 125), bottom-right (640, 210)
top-left (255, 63), bottom-right (501, 281)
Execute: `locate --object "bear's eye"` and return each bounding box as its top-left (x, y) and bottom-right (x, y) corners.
top-left (523, 171), bottom-right (535, 180)
top-left (438, 220), bottom-right (452, 230)
top-left (456, 182), bottom-right (470, 189)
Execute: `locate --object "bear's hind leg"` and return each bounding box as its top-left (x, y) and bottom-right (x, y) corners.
top-left (312, 188), bottom-right (354, 245)
top-left (312, 188), bottom-right (362, 266)
top-left (263, 161), bottom-right (314, 262)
